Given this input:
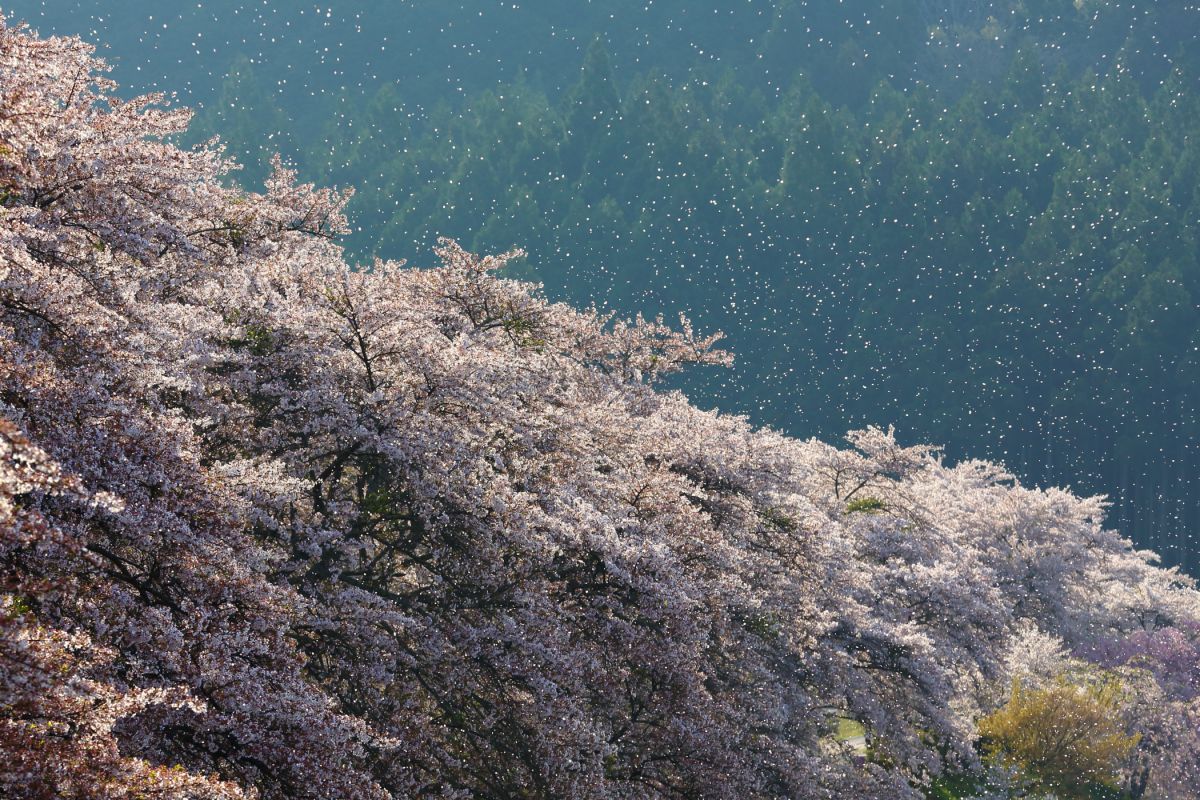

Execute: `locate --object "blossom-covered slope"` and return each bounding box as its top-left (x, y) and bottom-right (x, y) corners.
top-left (1, 19), bottom-right (1197, 800)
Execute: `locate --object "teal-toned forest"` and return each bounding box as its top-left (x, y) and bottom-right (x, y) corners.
top-left (11, 0), bottom-right (1200, 568)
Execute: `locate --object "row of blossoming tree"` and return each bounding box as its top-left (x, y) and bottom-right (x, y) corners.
top-left (1, 17), bottom-right (1198, 800)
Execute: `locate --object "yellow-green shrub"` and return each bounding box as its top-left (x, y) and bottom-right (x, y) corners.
top-left (977, 677), bottom-right (1139, 799)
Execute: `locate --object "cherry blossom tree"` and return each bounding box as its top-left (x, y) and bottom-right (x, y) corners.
top-left (1074, 625), bottom-right (1200, 797)
top-left (3, 14), bottom-right (1200, 799)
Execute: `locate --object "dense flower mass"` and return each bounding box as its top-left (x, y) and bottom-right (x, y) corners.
top-left (1, 17), bottom-right (1198, 799)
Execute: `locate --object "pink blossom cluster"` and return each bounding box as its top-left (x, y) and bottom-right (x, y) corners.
top-left (2, 18), bottom-right (1198, 799)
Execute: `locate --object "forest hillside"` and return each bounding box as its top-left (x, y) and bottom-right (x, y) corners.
top-left (3, 16), bottom-right (1200, 800)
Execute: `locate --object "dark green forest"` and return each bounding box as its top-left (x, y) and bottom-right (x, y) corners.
top-left (12, 0), bottom-right (1200, 569)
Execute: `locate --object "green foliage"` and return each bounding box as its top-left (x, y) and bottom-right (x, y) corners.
top-left (834, 717), bottom-right (865, 742)
top-left (758, 506), bottom-right (798, 532)
top-left (360, 487), bottom-right (396, 518)
top-left (501, 314), bottom-right (546, 348)
top-left (226, 323), bottom-right (274, 357)
top-left (845, 496), bottom-right (887, 515)
top-left (4, 594), bottom-right (34, 618)
top-left (924, 773), bottom-right (984, 800)
top-left (243, 324), bottom-right (273, 357)
top-left (977, 677), bottom-right (1140, 799)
